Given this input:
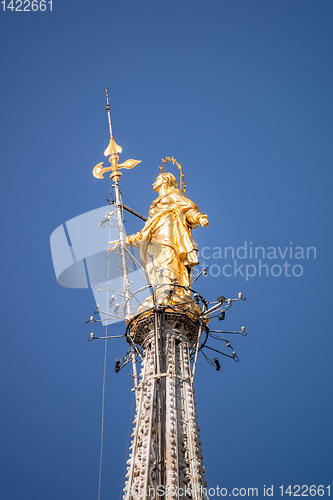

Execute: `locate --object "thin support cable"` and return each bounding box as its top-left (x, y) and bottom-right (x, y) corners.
top-left (201, 350), bottom-right (216, 367)
top-left (97, 194), bottom-right (112, 500)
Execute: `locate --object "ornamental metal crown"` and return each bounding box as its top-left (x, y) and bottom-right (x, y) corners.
top-left (159, 156), bottom-right (186, 192)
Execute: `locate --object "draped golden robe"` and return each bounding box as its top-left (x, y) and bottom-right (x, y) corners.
top-left (127, 189), bottom-right (206, 288)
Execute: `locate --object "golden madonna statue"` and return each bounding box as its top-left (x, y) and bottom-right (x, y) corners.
top-left (125, 171), bottom-right (208, 307)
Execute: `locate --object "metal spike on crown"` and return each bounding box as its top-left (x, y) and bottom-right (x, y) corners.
top-left (159, 156), bottom-right (186, 192)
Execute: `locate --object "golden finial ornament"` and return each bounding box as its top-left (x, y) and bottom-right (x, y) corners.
top-left (92, 88), bottom-right (141, 182)
top-left (159, 156), bottom-right (186, 192)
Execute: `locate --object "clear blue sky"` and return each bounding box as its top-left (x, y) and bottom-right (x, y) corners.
top-left (1, 1), bottom-right (332, 499)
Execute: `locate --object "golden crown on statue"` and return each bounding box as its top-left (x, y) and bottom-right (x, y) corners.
top-left (159, 156), bottom-right (186, 192)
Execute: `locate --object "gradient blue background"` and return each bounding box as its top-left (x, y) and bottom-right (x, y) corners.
top-left (1, 1), bottom-right (332, 498)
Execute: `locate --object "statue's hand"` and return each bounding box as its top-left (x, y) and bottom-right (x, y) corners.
top-left (199, 214), bottom-right (209, 227)
top-left (126, 233), bottom-right (142, 247)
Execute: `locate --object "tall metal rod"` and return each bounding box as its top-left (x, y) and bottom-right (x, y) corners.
top-left (192, 301), bottom-right (207, 383)
top-left (191, 324), bottom-right (202, 384)
top-left (113, 177), bottom-right (139, 404)
top-left (105, 86), bottom-right (113, 138)
top-left (113, 180), bottom-right (131, 317)
top-left (104, 88), bottom-right (139, 403)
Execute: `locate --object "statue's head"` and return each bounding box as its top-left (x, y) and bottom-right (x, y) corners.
top-left (153, 172), bottom-right (177, 192)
